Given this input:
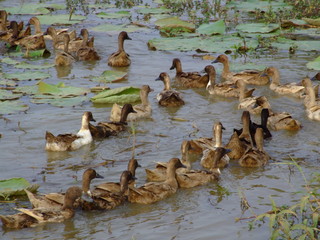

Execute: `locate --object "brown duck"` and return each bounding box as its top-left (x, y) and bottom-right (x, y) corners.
top-left (108, 31), bottom-right (131, 67)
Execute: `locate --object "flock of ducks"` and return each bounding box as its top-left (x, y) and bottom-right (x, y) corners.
top-left (0, 11), bottom-right (320, 230)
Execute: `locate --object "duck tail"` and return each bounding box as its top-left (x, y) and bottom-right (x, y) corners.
top-left (45, 131), bottom-right (55, 142)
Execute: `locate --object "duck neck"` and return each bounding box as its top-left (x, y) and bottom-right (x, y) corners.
top-left (33, 19), bottom-right (42, 34)
top-left (80, 114), bottom-right (90, 131)
top-left (166, 165), bottom-right (178, 188)
top-left (261, 110), bottom-right (269, 128)
top-left (64, 37), bottom-right (70, 53)
top-left (175, 61), bottom-right (183, 75)
top-left (120, 108), bottom-right (130, 123)
top-left (118, 35), bottom-right (125, 51)
top-left (255, 129), bottom-right (264, 151)
top-left (140, 90), bottom-right (150, 106)
top-left (163, 77), bottom-right (171, 91)
top-left (181, 148), bottom-right (191, 170)
top-left (82, 176), bottom-right (91, 195)
top-left (214, 126), bottom-right (223, 148)
top-left (271, 69), bottom-right (280, 85)
top-left (222, 60), bottom-right (230, 77)
top-left (81, 31), bottom-right (89, 47)
top-left (239, 82), bottom-right (246, 101)
top-left (307, 87), bottom-right (316, 107)
top-left (208, 70), bottom-right (216, 86)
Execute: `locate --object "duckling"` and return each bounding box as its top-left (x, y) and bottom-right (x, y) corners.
top-left (89, 104), bottom-right (136, 138)
top-left (212, 54), bottom-right (269, 85)
top-left (305, 87), bottom-right (320, 121)
top-left (169, 58), bottom-right (208, 88)
top-left (25, 168), bottom-right (103, 210)
top-left (108, 31), bottom-right (131, 67)
top-left (239, 128), bottom-right (270, 167)
top-left (45, 111), bottom-right (96, 152)
top-left (95, 158), bottom-right (141, 193)
top-left (80, 170), bottom-right (134, 210)
top-left (205, 65), bottom-right (255, 98)
top-left (301, 78), bottom-right (320, 107)
top-left (267, 111), bottom-right (302, 131)
top-left (237, 79), bottom-right (271, 115)
top-left (110, 85), bottom-right (153, 122)
top-left (225, 111), bottom-right (252, 160)
top-left (55, 34), bottom-right (75, 67)
top-left (128, 158), bottom-right (185, 204)
top-left (0, 186), bottom-right (82, 229)
top-left (76, 29), bottom-right (100, 61)
top-left (262, 67), bottom-right (305, 98)
top-left (200, 122), bottom-right (230, 169)
top-left (155, 72), bottom-right (185, 107)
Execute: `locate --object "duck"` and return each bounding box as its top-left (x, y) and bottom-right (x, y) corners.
top-left (305, 87), bottom-right (320, 121)
top-left (109, 85), bottom-right (153, 122)
top-left (45, 26), bottom-right (78, 49)
top-left (212, 54), bottom-right (269, 85)
top-left (76, 29), bottom-right (100, 61)
top-left (45, 111), bottom-right (96, 152)
top-left (267, 111), bottom-right (302, 131)
top-left (0, 21), bottom-right (30, 44)
top-left (55, 34), bottom-right (76, 67)
top-left (0, 186), bottom-right (82, 229)
top-left (95, 158), bottom-right (141, 193)
top-left (108, 31), bottom-right (131, 67)
top-left (225, 111), bottom-right (252, 159)
top-left (200, 122), bottom-right (230, 169)
top-left (155, 72), bottom-right (185, 107)
top-left (169, 58), bottom-right (208, 88)
top-left (0, 10), bottom-right (9, 31)
top-left (128, 158), bottom-right (185, 204)
top-left (25, 168), bottom-right (103, 210)
top-left (205, 65), bottom-right (255, 98)
top-left (301, 78), bottom-right (320, 107)
top-left (311, 73), bottom-right (320, 81)
top-left (79, 170), bottom-right (134, 210)
top-left (89, 104), bottom-right (136, 138)
top-left (239, 128), bottom-right (270, 167)
top-left (262, 67), bottom-right (305, 98)
top-left (237, 79), bottom-right (271, 115)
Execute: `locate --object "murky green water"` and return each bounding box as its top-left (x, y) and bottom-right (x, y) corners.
top-left (0, 0), bottom-right (320, 239)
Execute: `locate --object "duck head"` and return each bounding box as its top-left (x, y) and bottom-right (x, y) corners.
top-left (120, 104), bottom-right (137, 123)
top-left (62, 186), bottom-right (83, 210)
top-left (212, 54), bottom-right (228, 64)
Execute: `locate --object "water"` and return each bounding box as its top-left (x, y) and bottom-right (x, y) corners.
top-left (0, 0), bottom-right (320, 239)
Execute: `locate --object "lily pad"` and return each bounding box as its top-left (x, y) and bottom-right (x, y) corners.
top-left (38, 81), bottom-right (89, 97)
top-left (8, 49), bottom-right (51, 58)
top-left (31, 96), bottom-right (89, 107)
top-left (271, 38), bottom-right (320, 52)
top-left (0, 90), bottom-right (22, 100)
top-left (92, 23), bottom-right (149, 33)
top-left (13, 85), bottom-right (38, 95)
top-left (136, 7), bottom-right (172, 14)
top-left (91, 86), bottom-right (141, 104)
top-left (0, 178), bottom-right (39, 199)
top-left (0, 100), bottom-right (29, 114)
top-left (3, 71), bottom-right (51, 81)
top-left (4, 5), bottom-right (50, 15)
top-left (197, 20), bottom-right (225, 35)
top-left (302, 18), bottom-right (320, 27)
top-left (97, 11), bottom-right (131, 19)
top-left (16, 62), bottom-right (55, 69)
top-left (155, 17), bottom-right (195, 32)
top-left (0, 80), bottom-right (17, 87)
top-left (227, 0), bottom-right (291, 12)
top-left (92, 70), bottom-right (127, 83)
top-left (236, 23), bottom-right (279, 33)
top-left (37, 14), bottom-right (86, 25)
top-left (306, 56), bottom-right (320, 71)
top-left (1, 57), bottom-right (19, 65)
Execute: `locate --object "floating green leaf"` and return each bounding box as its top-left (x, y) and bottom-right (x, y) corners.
top-left (302, 18), bottom-right (320, 26)
top-left (227, 0), bottom-right (291, 12)
top-left (92, 70), bottom-right (127, 83)
top-left (272, 38), bottom-right (320, 52)
top-left (0, 80), bottom-right (17, 87)
top-left (16, 62), bottom-right (54, 69)
top-left (37, 14), bottom-right (86, 25)
top-left (197, 20), bottom-right (225, 35)
top-left (91, 86), bottom-right (140, 104)
top-left (38, 81), bottom-right (89, 97)
top-left (4, 5), bottom-right (50, 15)
top-left (0, 100), bottom-right (29, 114)
top-left (236, 23), bottom-right (279, 33)
top-left (13, 85), bottom-right (38, 95)
top-left (136, 7), bottom-right (172, 14)
top-left (92, 23), bottom-right (149, 33)
top-left (3, 71), bottom-right (51, 81)
top-left (155, 17), bottom-right (195, 32)
top-left (0, 90), bottom-right (22, 100)
top-left (31, 96), bottom-right (88, 107)
top-left (306, 56), bottom-right (320, 70)
top-left (97, 11), bottom-right (131, 19)
top-left (0, 178), bottom-right (39, 198)
top-left (1, 57), bottom-right (19, 65)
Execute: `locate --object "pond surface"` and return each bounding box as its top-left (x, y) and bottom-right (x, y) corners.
top-left (0, 0), bottom-right (320, 239)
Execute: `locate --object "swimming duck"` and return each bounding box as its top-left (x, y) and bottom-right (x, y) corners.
top-left (0, 186), bottom-right (82, 229)
top-left (305, 87), bottom-right (320, 121)
top-left (80, 170), bottom-right (134, 210)
top-left (169, 58), bottom-right (208, 88)
top-left (110, 85), bottom-right (153, 122)
top-left (239, 128), bottom-right (270, 167)
top-left (225, 111), bottom-right (252, 159)
top-left (25, 168), bottom-right (103, 210)
top-left (108, 31), bottom-right (131, 67)
top-left (89, 104), bottom-right (136, 138)
top-left (237, 79), bottom-right (271, 115)
top-left (55, 34), bottom-right (76, 67)
top-left (76, 29), bottom-right (100, 61)
top-left (267, 111), bottom-right (302, 131)
top-left (155, 72), bottom-right (185, 107)
top-left (212, 54), bottom-right (269, 85)
top-left (262, 67), bottom-right (305, 98)
top-left (205, 65), bottom-right (255, 98)
top-left (45, 111), bottom-right (96, 152)
top-left (0, 21), bottom-right (29, 43)
top-left (128, 158), bottom-right (185, 204)
top-left (200, 122), bottom-right (230, 169)
top-left (95, 158), bottom-right (141, 193)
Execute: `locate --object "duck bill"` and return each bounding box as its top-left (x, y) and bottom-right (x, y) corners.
top-left (96, 173), bottom-right (104, 179)
top-left (155, 77), bottom-right (161, 81)
top-left (212, 59), bottom-right (219, 64)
